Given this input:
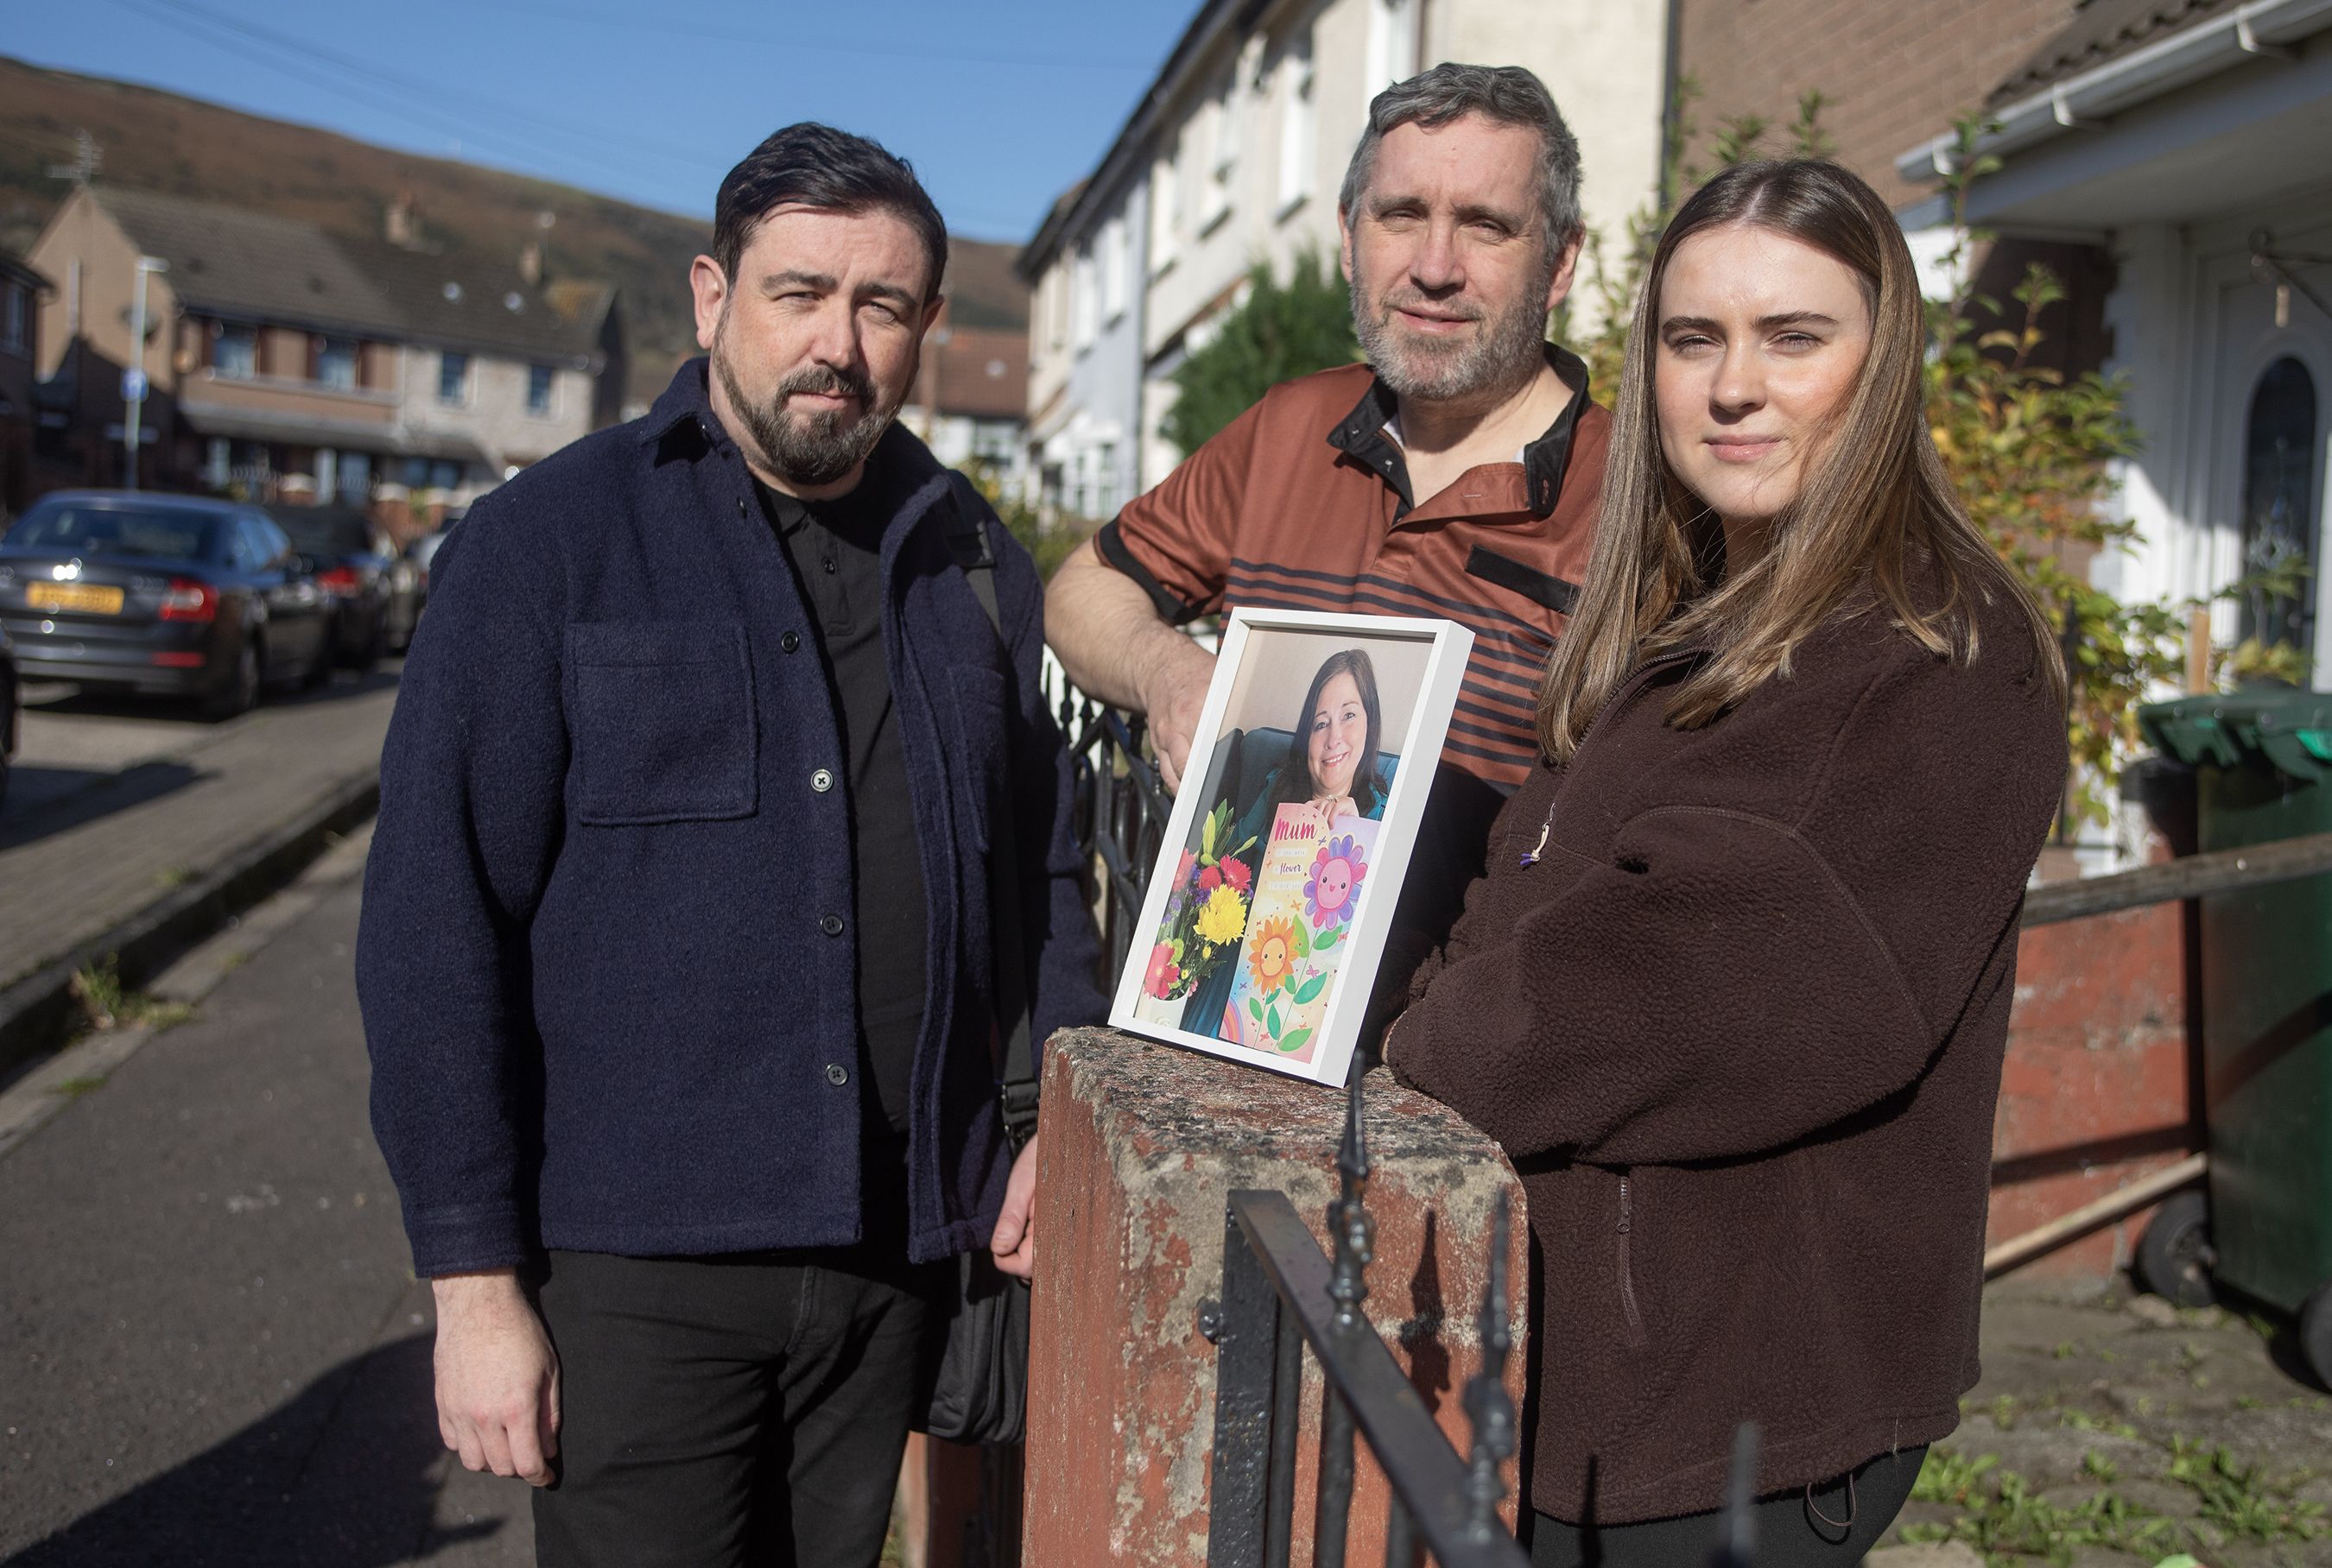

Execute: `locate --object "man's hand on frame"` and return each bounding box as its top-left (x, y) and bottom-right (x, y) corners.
top-left (990, 1133), bottom-right (1040, 1280)
top-left (1140, 652), bottom-right (1215, 797)
top-left (432, 1268), bottom-right (561, 1487)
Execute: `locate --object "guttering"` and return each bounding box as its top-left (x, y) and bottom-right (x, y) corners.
top-left (1893, 0), bottom-right (2332, 187)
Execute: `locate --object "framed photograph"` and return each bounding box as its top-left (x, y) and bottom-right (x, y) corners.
top-left (1110, 609), bottom-right (1476, 1086)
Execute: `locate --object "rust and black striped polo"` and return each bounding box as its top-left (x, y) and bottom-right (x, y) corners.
top-left (1095, 343), bottom-right (1608, 790)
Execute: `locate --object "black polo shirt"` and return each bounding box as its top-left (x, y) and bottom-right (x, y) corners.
top-left (753, 475), bottom-right (927, 1142)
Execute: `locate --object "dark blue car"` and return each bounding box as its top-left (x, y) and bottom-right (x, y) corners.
top-left (0, 618), bottom-right (16, 811)
top-left (0, 491), bottom-right (333, 719)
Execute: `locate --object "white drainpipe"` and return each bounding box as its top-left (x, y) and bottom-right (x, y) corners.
top-left (1893, 0), bottom-right (2332, 187)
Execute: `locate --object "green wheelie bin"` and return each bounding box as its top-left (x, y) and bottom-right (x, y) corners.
top-left (2136, 692), bottom-right (2332, 1386)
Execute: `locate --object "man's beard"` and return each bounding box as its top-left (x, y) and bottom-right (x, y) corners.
top-left (713, 332), bottom-right (903, 489)
top-left (1349, 249), bottom-right (1555, 404)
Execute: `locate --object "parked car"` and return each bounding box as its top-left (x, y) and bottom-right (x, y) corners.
top-left (0, 491), bottom-right (333, 719)
top-left (0, 620), bottom-right (16, 812)
top-left (266, 504), bottom-right (396, 671)
top-left (396, 526), bottom-right (454, 648)
top-left (384, 528), bottom-right (443, 653)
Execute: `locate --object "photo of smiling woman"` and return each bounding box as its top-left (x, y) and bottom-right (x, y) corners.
top-left (1177, 648), bottom-right (1388, 1042)
top-left (1385, 159), bottom-right (2069, 1567)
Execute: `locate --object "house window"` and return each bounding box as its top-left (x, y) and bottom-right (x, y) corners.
top-left (2239, 356), bottom-right (2322, 661)
top-left (339, 449), bottom-right (371, 502)
top-left (1277, 35), bottom-right (1316, 214)
top-left (1367, 0), bottom-right (1418, 89)
top-left (1201, 82), bottom-right (1238, 231)
top-left (438, 351), bottom-right (470, 404)
top-left (3, 285), bottom-right (23, 353)
top-left (1044, 267), bottom-right (1068, 353)
top-left (528, 363), bottom-right (554, 414)
top-left (1150, 142), bottom-right (1182, 277)
top-left (429, 458), bottom-right (461, 491)
top-left (1102, 218), bottom-right (1128, 324)
top-left (1073, 250), bottom-right (1098, 352)
top-left (317, 337), bottom-right (358, 390)
top-left (214, 324), bottom-right (257, 380)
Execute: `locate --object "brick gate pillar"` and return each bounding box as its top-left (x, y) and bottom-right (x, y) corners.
top-left (1023, 1027), bottom-right (1529, 1567)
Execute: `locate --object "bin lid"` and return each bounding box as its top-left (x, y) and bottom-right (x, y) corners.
top-left (2139, 691), bottom-right (2332, 780)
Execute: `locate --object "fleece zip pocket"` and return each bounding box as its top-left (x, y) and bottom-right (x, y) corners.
top-left (1618, 1173), bottom-right (1649, 1350)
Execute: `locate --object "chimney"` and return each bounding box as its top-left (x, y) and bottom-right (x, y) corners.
top-left (519, 238), bottom-right (543, 288)
top-left (386, 188), bottom-right (418, 249)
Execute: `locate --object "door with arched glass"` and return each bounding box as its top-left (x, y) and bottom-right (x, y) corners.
top-left (2238, 356), bottom-right (2322, 669)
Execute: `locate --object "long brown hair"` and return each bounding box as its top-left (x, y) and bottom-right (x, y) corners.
top-left (1537, 159), bottom-right (2065, 760)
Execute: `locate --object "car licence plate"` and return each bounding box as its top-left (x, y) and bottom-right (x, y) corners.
top-left (26, 583), bottom-right (125, 615)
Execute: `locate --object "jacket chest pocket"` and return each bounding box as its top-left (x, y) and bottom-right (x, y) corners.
top-left (567, 622), bottom-right (758, 825)
top-left (944, 665), bottom-right (1010, 853)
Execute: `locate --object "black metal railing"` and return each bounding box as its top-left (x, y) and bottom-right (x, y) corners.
top-left (1203, 1070), bottom-right (1529, 1568)
top-left (1044, 662), bottom-right (1172, 987)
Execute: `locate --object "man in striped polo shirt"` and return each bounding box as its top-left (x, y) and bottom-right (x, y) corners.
top-left (1047, 63), bottom-right (1608, 1021)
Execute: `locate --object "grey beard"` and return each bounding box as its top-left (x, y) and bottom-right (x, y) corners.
top-left (713, 346), bottom-right (897, 489)
top-left (1349, 258), bottom-right (1553, 404)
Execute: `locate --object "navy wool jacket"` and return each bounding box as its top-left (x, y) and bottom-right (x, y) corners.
top-left (357, 360), bottom-right (1105, 1276)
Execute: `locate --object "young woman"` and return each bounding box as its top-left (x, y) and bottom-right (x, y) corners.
top-left (1386, 160), bottom-right (2068, 1566)
top-left (1182, 648), bottom-right (1388, 1039)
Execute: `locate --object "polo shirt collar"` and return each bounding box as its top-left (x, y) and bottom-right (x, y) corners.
top-left (1326, 341), bottom-right (1592, 519)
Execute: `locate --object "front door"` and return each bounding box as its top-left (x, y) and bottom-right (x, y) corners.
top-left (2213, 247), bottom-right (2332, 688)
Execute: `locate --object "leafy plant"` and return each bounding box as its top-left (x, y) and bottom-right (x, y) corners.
top-left (961, 458), bottom-right (1087, 582)
top-left (1163, 248), bottom-right (1359, 458)
top-left (1904, 1447), bottom-right (2177, 1567)
top-left (2166, 1437), bottom-right (2327, 1543)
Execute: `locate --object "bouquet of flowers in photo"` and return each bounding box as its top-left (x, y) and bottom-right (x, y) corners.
top-left (1140, 800), bottom-right (1257, 1002)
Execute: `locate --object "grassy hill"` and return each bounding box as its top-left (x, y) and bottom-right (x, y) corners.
top-left (0, 55), bottom-right (1028, 408)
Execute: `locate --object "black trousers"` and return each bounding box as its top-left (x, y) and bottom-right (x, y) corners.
top-left (1530, 1445), bottom-right (1926, 1568)
top-left (530, 1242), bottom-right (947, 1568)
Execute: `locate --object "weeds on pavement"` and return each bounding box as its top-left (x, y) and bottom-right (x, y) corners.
top-left (1902, 1436), bottom-right (2325, 1566)
top-left (68, 957), bottom-right (193, 1034)
top-left (2166, 1437), bottom-right (2327, 1544)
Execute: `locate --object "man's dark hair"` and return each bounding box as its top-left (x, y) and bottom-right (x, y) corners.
top-left (712, 123), bottom-right (948, 300)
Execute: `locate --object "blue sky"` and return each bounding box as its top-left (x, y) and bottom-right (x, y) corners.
top-left (7, 0), bottom-right (1195, 242)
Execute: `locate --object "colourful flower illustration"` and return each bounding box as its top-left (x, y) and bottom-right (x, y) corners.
top-left (1143, 941), bottom-right (1183, 1000)
top-left (1246, 916), bottom-right (1298, 996)
top-left (1305, 835), bottom-right (1369, 930)
top-left (1194, 882), bottom-right (1248, 947)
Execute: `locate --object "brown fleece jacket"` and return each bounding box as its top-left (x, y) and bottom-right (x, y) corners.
top-left (1389, 584), bottom-right (2066, 1527)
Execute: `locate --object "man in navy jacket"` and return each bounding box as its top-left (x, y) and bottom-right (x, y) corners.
top-left (356, 123), bottom-right (1103, 1566)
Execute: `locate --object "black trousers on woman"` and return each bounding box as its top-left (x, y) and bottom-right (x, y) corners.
top-left (1530, 1445), bottom-right (1927, 1568)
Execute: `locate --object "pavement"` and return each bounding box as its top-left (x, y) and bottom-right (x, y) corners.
top-left (0, 825), bottom-right (533, 1565)
top-left (0, 671), bottom-right (396, 1069)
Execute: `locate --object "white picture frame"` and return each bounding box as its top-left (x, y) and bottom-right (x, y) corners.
top-left (1109, 609), bottom-right (1475, 1086)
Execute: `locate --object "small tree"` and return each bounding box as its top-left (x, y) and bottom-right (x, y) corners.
top-left (1163, 249), bottom-right (1358, 458)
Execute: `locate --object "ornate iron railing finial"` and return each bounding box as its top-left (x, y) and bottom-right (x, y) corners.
top-left (1328, 1065), bottom-right (1375, 1331)
top-left (1462, 1188), bottom-right (1518, 1540)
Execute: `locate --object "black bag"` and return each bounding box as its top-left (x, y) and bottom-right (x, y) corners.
top-left (916, 482), bottom-right (1037, 1447)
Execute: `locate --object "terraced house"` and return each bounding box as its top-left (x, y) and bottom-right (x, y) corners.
top-left (25, 185), bottom-right (623, 535)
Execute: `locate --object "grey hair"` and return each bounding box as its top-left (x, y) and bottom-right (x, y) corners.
top-left (1337, 63), bottom-right (1584, 255)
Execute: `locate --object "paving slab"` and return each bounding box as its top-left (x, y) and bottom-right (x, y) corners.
top-left (0, 674), bottom-right (397, 996)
